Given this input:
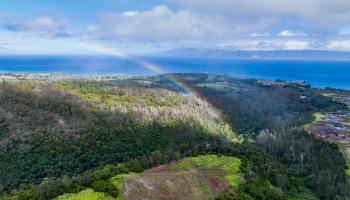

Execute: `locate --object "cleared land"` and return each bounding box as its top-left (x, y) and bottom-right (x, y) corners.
top-left (308, 92), bottom-right (350, 179)
top-left (123, 155), bottom-right (241, 200)
top-left (54, 155), bottom-right (242, 200)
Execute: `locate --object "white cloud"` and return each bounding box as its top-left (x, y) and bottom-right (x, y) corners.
top-left (278, 30), bottom-right (307, 37)
top-left (82, 2), bottom-right (350, 49)
top-left (282, 40), bottom-right (310, 50)
top-left (121, 11), bottom-right (139, 17)
top-left (279, 31), bottom-right (295, 37)
top-left (3, 2), bottom-right (350, 54)
top-left (250, 33), bottom-right (270, 37)
top-left (4, 14), bottom-right (71, 37)
top-left (326, 39), bottom-right (350, 51)
top-left (84, 5), bottom-right (246, 42)
top-left (175, 0), bottom-right (350, 34)
top-left (3, 29), bottom-right (350, 54)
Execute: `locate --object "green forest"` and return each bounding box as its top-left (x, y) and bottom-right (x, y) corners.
top-left (0, 74), bottom-right (349, 200)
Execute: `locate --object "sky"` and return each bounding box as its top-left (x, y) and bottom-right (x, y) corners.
top-left (1, 0), bottom-right (350, 55)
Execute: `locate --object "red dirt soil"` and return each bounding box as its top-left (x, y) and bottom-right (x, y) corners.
top-left (143, 165), bottom-right (170, 173)
top-left (207, 176), bottom-right (220, 190)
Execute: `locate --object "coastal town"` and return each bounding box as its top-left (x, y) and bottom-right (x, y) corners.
top-left (0, 72), bottom-right (130, 81)
top-left (258, 79), bottom-right (310, 88)
top-left (308, 110), bottom-right (350, 142)
top-left (255, 80), bottom-right (350, 148)
top-left (307, 91), bottom-right (350, 164)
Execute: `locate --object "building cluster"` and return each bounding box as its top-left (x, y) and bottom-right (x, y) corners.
top-left (0, 73), bottom-right (130, 81)
top-left (258, 80), bottom-right (309, 88)
top-left (309, 110), bottom-right (350, 143)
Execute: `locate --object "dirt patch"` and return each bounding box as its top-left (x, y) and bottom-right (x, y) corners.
top-left (207, 176), bottom-right (220, 189)
top-left (198, 167), bottom-right (231, 192)
top-left (143, 165), bottom-right (170, 174)
top-left (124, 170), bottom-right (216, 200)
top-left (122, 155), bottom-right (242, 200)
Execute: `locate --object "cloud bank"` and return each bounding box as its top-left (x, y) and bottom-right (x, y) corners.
top-left (176, 0), bottom-right (350, 34)
top-left (2, 0), bottom-right (350, 54)
top-left (84, 5), bottom-right (231, 42)
top-left (85, 0), bottom-right (350, 42)
top-left (4, 14), bottom-right (71, 38)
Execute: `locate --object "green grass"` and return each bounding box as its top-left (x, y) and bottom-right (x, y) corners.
top-left (56, 82), bottom-right (183, 108)
top-left (54, 174), bottom-right (135, 200)
top-left (54, 189), bottom-right (112, 200)
top-left (13, 82), bottom-right (35, 91)
top-left (344, 122), bottom-right (350, 126)
top-left (303, 112), bottom-right (325, 129)
top-left (110, 173), bottom-right (135, 200)
top-left (322, 93), bottom-right (334, 97)
top-left (339, 140), bottom-right (350, 144)
top-left (201, 183), bottom-right (213, 193)
top-left (170, 155), bottom-right (242, 187)
top-left (313, 112), bottom-right (325, 123)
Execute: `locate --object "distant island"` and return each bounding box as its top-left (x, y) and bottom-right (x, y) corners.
top-left (161, 49), bottom-right (350, 60)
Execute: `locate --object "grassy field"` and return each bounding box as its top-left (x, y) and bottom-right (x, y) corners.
top-left (56, 82), bottom-right (183, 109)
top-left (54, 189), bottom-right (112, 200)
top-left (170, 155), bottom-right (242, 187)
top-left (110, 173), bottom-right (135, 200)
top-left (312, 112), bottom-right (325, 122)
top-left (303, 112), bottom-right (325, 130)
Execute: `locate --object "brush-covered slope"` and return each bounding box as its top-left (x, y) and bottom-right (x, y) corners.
top-left (0, 78), bottom-right (234, 191)
top-left (1, 73), bottom-right (350, 200)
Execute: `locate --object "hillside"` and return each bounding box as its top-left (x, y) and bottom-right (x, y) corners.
top-left (55, 155), bottom-right (242, 200)
top-left (0, 78), bottom-right (234, 189)
top-left (0, 73), bottom-right (349, 200)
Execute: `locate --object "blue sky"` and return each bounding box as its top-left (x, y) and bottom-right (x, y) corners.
top-left (1, 0), bottom-right (350, 55)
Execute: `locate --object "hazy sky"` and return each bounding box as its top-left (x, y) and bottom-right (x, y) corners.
top-left (1, 0), bottom-right (350, 54)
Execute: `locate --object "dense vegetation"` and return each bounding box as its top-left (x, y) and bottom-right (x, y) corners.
top-left (172, 73), bottom-right (345, 134)
top-left (258, 129), bottom-right (350, 199)
top-left (0, 74), bottom-right (349, 200)
top-left (2, 141), bottom-right (291, 200)
top-left (0, 81), bottom-right (231, 191)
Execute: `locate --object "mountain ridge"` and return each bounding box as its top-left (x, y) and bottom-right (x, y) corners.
top-left (159, 49), bottom-right (350, 60)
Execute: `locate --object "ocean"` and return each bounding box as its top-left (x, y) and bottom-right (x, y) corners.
top-left (0, 55), bottom-right (349, 89)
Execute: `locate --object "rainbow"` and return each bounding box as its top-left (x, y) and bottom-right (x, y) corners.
top-left (78, 44), bottom-right (221, 120)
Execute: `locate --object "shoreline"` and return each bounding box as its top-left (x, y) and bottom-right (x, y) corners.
top-left (1, 71), bottom-right (349, 91)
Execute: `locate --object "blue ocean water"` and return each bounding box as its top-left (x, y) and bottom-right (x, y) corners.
top-left (0, 56), bottom-right (349, 89)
